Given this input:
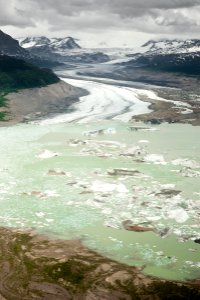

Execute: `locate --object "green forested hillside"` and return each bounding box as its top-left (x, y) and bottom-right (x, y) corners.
top-left (0, 54), bottom-right (60, 121)
top-left (0, 55), bottom-right (60, 93)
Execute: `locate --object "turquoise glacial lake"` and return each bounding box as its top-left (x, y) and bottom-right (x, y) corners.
top-left (0, 120), bottom-right (200, 281)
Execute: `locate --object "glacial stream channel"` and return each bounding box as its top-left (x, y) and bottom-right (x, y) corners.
top-left (0, 77), bottom-right (200, 282)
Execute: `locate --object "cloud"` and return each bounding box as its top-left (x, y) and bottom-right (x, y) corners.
top-left (1, 0), bottom-right (200, 46)
top-left (28, 0), bottom-right (200, 17)
top-left (0, 0), bottom-right (35, 27)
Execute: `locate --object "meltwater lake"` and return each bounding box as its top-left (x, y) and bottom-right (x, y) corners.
top-left (0, 118), bottom-right (200, 281)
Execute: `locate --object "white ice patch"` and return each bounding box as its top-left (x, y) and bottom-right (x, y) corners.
top-left (0, 188), bottom-right (10, 194)
top-left (178, 168), bottom-right (200, 177)
top-left (138, 140), bottom-right (150, 144)
top-left (146, 216), bottom-right (162, 222)
top-left (44, 190), bottom-right (60, 197)
top-left (35, 212), bottom-right (45, 218)
top-left (45, 219), bottom-right (54, 223)
top-left (37, 150), bottom-right (59, 159)
top-left (160, 183), bottom-right (176, 189)
top-left (21, 41), bottom-right (36, 48)
top-left (144, 154), bottom-right (167, 165)
top-left (83, 127), bottom-right (116, 136)
top-left (181, 108), bottom-right (193, 114)
top-left (104, 128), bottom-right (117, 134)
top-left (167, 208), bottom-right (189, 223)
top-left (90, 180), bottom-right (128, 193)
top-left (172, 159), bottom-right (200, 169)
top-left (122, 146), bottom-right (146, 156)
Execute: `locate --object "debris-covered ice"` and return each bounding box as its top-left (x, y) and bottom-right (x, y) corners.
top-left (47, 169), bottom-right (66, 176)
top-left (172, 159), bottom-right (200, 169)
top-left (178, 167), bottom-right (200, 177)
top-left (83, 127), bottom-right (116, 136)
top-left (107, 168), bottom-right (141, 177)
top-left (121, 146), bottom-right (146, 157)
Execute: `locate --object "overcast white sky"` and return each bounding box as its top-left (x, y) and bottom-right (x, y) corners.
top-left (1, 0), bottom-right (200, 48)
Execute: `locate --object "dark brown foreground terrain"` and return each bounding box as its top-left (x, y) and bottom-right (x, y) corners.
top-left (0, 227), bottom-right (199, 300)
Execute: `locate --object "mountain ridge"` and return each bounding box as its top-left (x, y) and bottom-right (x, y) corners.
top-left (20, 36), bottom-right (81, 52)
top-left (115, 38), bottom-right (200, 76)
top-left (0, 30), bottom-right (30, 59)
top-left (141, 38), bottom-right (200, 55)
top-left (19, 35), bottom-right (109, 64)
top-left (0, 30), bottom-right (61, 68)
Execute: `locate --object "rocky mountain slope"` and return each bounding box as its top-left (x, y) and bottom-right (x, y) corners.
top-left (131, 52), bottom-right (200, 75)
top-left (0, 31), bottom-right (84, 124)
top-left (119, 39), bottom-right (200, 76)
top-left (81, 39), bottom-right (200, 87)
top-left (0, 30), bottom-right (30, 59)
top-left (0, 30), bottom-right (60, 67)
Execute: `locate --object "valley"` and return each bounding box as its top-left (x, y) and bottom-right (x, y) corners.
top-left (0, 29), bottom-right (200, 298)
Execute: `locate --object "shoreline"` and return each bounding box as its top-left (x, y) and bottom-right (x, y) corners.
top-left (0, 226), bottom-right (199, 299)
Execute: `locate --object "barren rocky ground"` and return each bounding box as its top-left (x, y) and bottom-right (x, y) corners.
top-left (0, 80), bottom-right (86, 126)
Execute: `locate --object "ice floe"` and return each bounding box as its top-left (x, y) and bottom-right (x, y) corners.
top-left (160, 183), bottom-right (176, 189)
top-left (83, 128), bottom-right (116, 136)
top-left (121, 146), bottom-right (146, 157)
top-left (138, 140), bottom-right (150, 144)
top-left (172, 159), bottom-right (200, 169)
top-left (167, 208), bottom-right (190, 223)
top-left (178, 167), bottom-right (200, 177)
top-left (144, 154), bottom-right (167, 165)
top-left (90, 180), bottom-right (128, 193)
top-left (35, 212), bottom-right (45, 218)
top-left (37, 149), bottom-right (59, 159)
top-left (21, 190), bottom-right (60, 198)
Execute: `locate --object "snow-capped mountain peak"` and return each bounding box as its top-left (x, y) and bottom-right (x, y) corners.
top-left (141, 39), bottom-right (200, 55)
top-left (20, 36), bottom-right (51, 48)
top-left (18, 35), bottom-right (109, 64)
top-left (19, 36), bottom-right (81, 52)
top-left (50, 37), bottom-right (81, 51)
